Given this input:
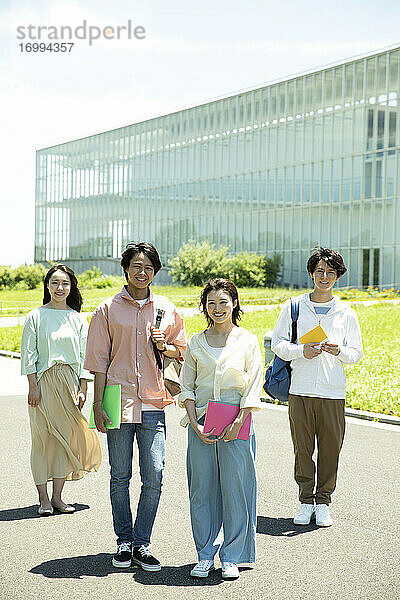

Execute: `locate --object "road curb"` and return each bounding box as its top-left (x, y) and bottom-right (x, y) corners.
top-left (0, 350), bottom-right (20, 359)
top-left (261, 396), bottom-right (400, 426)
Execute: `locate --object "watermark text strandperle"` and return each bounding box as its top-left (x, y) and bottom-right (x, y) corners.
top-left (16, 20), bottom-right (146, 46)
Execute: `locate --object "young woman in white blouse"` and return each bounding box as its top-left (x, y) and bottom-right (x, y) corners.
top-left (21, 264), bottom-right (101, 516)
top-left (179, 279), bottom-right (263, 580)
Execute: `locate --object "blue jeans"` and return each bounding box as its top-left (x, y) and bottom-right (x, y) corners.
top-left (106, 412), bottom-right (166, 546)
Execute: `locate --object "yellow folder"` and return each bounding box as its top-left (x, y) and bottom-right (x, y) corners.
top-left (299, 325), bottom-right (328, 344)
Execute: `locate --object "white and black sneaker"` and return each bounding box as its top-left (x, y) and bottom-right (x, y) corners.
top-left (112, 541), bottom-right (132, 568)
top-left (132, 545), bottom-right (161, 571)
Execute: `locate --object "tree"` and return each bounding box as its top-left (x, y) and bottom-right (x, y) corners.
top-left (169, 240), bottom-right (282, 287)
top-left (169, 240), bottom-right (230, 286)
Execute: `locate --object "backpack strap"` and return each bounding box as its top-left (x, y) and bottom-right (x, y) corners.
top-left (290, 298), bottom-right (300, 344)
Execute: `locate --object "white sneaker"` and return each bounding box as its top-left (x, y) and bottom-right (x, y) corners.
top-left (190, 560), bottom-right (214, 578)
top-left (221, 561), bottom-right (239, 579)
top-left (315, 504), bottom-right (333, 527)
top-left (293, 503), bottom-right (315, 525)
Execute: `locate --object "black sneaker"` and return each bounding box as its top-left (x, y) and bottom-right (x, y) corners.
top-left (112, 541), bottom-right (132, 568)
top-left (131, 545), bottom-right (161, 571)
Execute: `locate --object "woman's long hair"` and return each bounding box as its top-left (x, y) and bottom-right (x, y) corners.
top-left (199, 278), bottom-right (243, 328)
top-left (42, 264), bottom-right (83, 312)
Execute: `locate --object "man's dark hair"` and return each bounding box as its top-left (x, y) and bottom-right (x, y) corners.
top-left (307, 246), bottom-right (347, 278)
top-left (199, 278), bottom-right (243, 328)
top-left (120, 242), bottom-right (162, 281)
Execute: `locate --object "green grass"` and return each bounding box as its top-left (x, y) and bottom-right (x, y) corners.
top-left (344, 304), bottom-right (400, 416)
top-left (1, 283), bottom-right (399, 317)
top-left (0, 284), bottom-right (304, 316)
top-left (0, 325), bottom-right (23, 352)
top-left (2, 304), bottom-right (399, 416)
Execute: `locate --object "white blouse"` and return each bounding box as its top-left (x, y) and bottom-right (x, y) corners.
top-left (178, 326), bottom-right (263, 427)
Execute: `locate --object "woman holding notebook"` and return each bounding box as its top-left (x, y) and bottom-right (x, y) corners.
top-left (21, 264), bottom-right (101, 516)
top-left (179, 278), bottom-right (263, 580)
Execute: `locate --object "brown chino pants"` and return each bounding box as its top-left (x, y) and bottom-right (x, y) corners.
top-left (288, 394), bottom-right (345, 505)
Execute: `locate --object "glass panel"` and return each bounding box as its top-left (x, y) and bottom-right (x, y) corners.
top-left (294, 121), bottom-right (303, 162)
top-left (362, 249), bottom-right (370, 287)
top-left (332, 159), bottom-right (340, 202)
top-left (295, 79), bottom-right (303, 116)
top-left (269, 127), bottom-right (277, 167)
top-left (377, 110), bottom-right (385, 149)
top-left (305, 75), bottom-right (313, 113)
top-left (287, 81), bottom-right (294, 117)
top-left (322, 161), bottom-right (330, 203)
top-left (344, 64), bottom-right (354, 106)
top-left (340, 204), bottom-right (350, 245)
top-left (313, 117), bottom-right (323, 161)
top-left (331, 205), bottom-right (339, 246)
top-left (377, 54), bottom-right (387, 97)
top-left (343, 109), bottom-right (353, 155)
top-left (334, 67), bottom-right (343, 106)
top-left (285, 166), bottom-right (293, 204)
top-left (312, 162), bottom-right (321, 203)
top-left (270, 87), bottom-right (277, 122)
top-left (286, 123), bottom-right (295, 163)
top-left (353, 109), bottom-right (364, 153)
top-left (294, 165), bottom-right (302, 204)
top-left (268, 171), bottom-right (275, 206)
top-left (367, 108), bottom-right (374, 151)
top-left (389, 50), bottom-right (399, 93)
top-left (366, 58), bottom-right (376, 103)
top-left (364, 161), bottom-right (372, 198)
top-left (386, 151), bottom-right (395, 196)
top-left (303, 164), bottom-right (311, 203)
top-left (323, 114), bottom-right (333, 157)
top-left (277, 168), bottom-right (284, 204)
top-left (382, 248), bottom-right (393, 287)
top-left (324, 70), bottom-right (333, 110)
top-left (332, 112), bottom-right (343, 156)
top-left (388, 112), bottom-right (396, 148)
top-left (375, 158), bottom-right (383, 198)
top-left (355, 61), bottom-right (364, 101)
top-left (277, 84), bottom-right (286, 120)
top-left (304, 120), bottom-right (312, 159)
top-left (314, 73), bottom-right (323, 113)
top-left (342, 157), bottom-right (351, 202)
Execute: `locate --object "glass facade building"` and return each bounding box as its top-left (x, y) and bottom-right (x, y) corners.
top-left (35, 46), bottom-right (400, 287)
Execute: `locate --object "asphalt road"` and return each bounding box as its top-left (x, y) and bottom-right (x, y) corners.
top-left (0, 356), bottom-right (399, 600)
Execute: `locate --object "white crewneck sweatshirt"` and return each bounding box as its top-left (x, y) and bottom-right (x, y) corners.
top-left (271, 293), bottom-right (363, 399)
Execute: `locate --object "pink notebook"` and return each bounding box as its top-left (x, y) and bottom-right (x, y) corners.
top-left (203, 401), bottom-right (252, 440)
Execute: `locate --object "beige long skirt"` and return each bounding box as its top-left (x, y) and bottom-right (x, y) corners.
top-left (29, 363), bottom-right (101, 485)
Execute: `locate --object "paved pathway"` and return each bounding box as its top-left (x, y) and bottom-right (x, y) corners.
top-left (0, 357), bottom-right (399, 600)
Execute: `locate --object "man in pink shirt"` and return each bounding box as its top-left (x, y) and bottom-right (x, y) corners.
top-left (85, 242), bottom-right (186, 571)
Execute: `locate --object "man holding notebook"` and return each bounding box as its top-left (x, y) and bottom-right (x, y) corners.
top-left (85, 242), bottom-right (186, 571)
top-left (271, 247), bottom-right (363, 527)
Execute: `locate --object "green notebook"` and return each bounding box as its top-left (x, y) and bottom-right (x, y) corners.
top-left (89, 384), bottom-right (122, 430)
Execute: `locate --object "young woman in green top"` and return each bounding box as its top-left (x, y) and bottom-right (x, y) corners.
top-left (21, 264), bottom-right (101, 516)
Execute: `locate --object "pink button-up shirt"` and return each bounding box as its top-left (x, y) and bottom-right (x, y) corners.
top-left (84, 287), bottom-right (187, 423)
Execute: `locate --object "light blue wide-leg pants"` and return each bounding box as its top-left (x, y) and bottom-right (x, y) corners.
top-left (187, 425), bottom-right (257, 564)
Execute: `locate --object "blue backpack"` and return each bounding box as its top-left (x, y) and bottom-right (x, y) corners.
top-left (263, 298), bottom-right (300, 403)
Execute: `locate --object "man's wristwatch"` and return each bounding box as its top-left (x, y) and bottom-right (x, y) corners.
top-left (158, 343), bottom-right (167, 353)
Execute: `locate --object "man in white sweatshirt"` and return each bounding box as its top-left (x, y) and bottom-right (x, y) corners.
top-left (271, 247), bottom-right (363, 527)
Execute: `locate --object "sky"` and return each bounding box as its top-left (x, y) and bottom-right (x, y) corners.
top-left (1, 0), bottom-right (399, 266)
